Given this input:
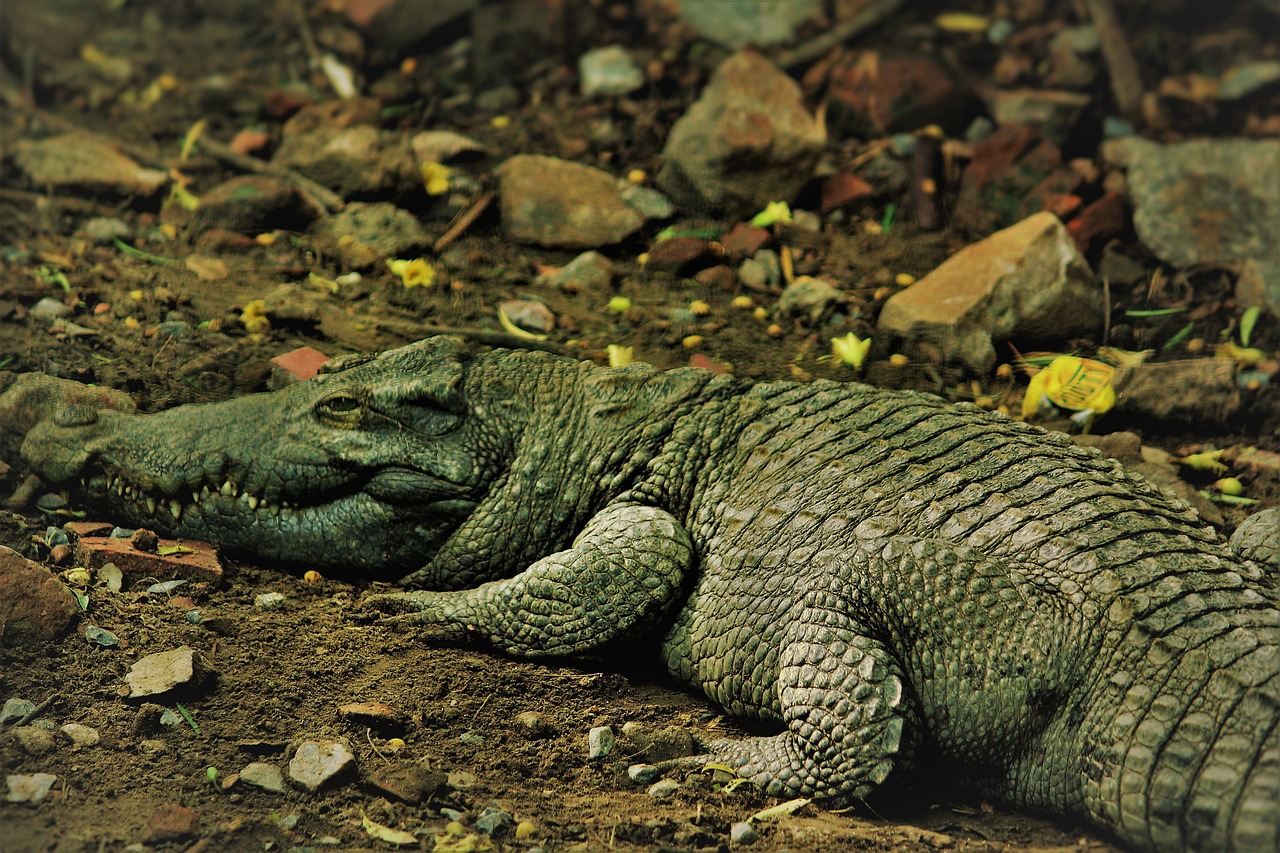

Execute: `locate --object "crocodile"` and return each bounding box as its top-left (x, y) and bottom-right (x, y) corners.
top-left (14, 336), bottom-right (1280, 852)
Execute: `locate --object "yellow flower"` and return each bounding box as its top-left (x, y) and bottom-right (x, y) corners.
top-left (1021, 355), bottom-right (1115, 427)
top-left (420, 161), bottom-right (452, 195)
top-left (240, 299), bottom-right (270, 337)
top-left (386, 257), bottom-right (435, 288)
top-left (751, 201), bottom-right (792, 228)
top-left (831, 333), bottom-right (871, 369)
top-left (606, 345), bottom-right (633, 367)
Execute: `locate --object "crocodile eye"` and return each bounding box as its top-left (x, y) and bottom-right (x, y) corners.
top-left (317, 395), bottom-right (364, 428)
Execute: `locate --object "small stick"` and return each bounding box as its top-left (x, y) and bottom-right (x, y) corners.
top-left (1084, 0), bottom-right (1144, 118)
top-left (433, 191), bottom-right (495, 254)
top-left (11, 693), bottom-right (61, 728)
top-left (197, 136), bottom-right (345, 214)
top-left (910, 129), bottom-right (943, 231)
top-left (776, 0), bottom-right (906, 70)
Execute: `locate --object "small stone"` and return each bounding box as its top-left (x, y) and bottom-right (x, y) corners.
top-left (6, 773), bottom-right (57, 804)
top-left (627, 764), bottom-right (660, 785)
top-left (776, 275), bottom-right (845, 325)
top-left (720, 223), bottom-right (773, 260)
top-left (498, 299), bottom-right (556, 335)
top-left (0, 698), bottom-right (35, 726)
top-left (647, 778), bottom-right (679, 800)
top-left (513, 710), bottom-right (556, 739)
top-left (144, 803), bottom-right (200, 844)
top-left (60, 723), bottom-right (101, 747)
top-left (337, 702), bottom-right (404, 726)
top-left (288, 740), bottom-right (356, 792)
top-left (0, 546), bottom-right (82, 646)
top-left (678, 0), bottom-right (820, 49)
top-left (646, 236), bottom-right (715, 274)
top-left (12, 133), bottom-right (167, 195)
top-left (85, 625), bottom-right (121, 647)
top-left (543, 250), bottom-right (614, 292)
top-left (239, 761), bottom-right (285, 793)
top-left (308, 202), bottom-right (429, 269)
top-left (990, 89), bottom-right (1090, 144)
top-left (498, 155), bottom-right (649, 248)
top-left (730, 821), bottom-right (761, 844)
top-left (459, 731), bottom-right (486, 747)
top-left (31, 297), bottom-right (72, 319)
top-left (81, 217), bottom-right (132, 244)
top-left (579, 45), bottom-right (644, 98)
top-left (367, 762), bottom-right (448, 804)
top-left (125, 646), bottom-right (211, 699)
top-left (474, 804), bottom-right (515, 836)
top-left (270, 347), bottom-right (330, 386)
top-left (254, 592), bottom-right (286, 610)
top-left (588, 725), bottom-right (614, 759)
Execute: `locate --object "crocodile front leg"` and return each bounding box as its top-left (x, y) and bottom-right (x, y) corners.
top-left (363, 502), bottom-right (692, 656)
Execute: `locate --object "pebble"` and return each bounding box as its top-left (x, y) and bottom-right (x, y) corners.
top-left (587, 725), bottom-right (614, 759)
top-left (6, 772), bottom-right (57, 803)
top-left (776, 276), bottom-right (845, 325)
top-left (30, 295), bottom-right (71, 318)
top-left (677, 0), bottom-right (820, 48)
top-left (459, 731), bottom-right (486, 747)
top-left (44, 527), bottom-right (69, 547)
top-left (627, 763), bottom-right (660, 785)
top-left (543, 251), bottom-right (613, 292)
top-left (239, 761), bottom-right (285, 793)
top-left (85, 625), bottom-right (120, 647)
top-left (81, 217), bottom-right (132, 244)
top-left (288, 739), bottom-right (356, 792)
top-left (147, 579), bottom-right (188, 595)
top-left (0, 698), bottom-right (36, 725)
top-left (60, 723), bottom-right (101, 747)
top-left (254, 592), bottom-right (286, 610)
top-left (11, 726), bottom-right (57, 754)
top-left (513, 710), bottom-right (556, 738)
top-left (730, 821), bottom-right (761, 844)
top-left (646, 778), bottom-right (679, 800)
top-left (497, 155), bottom-right (650, 248)
top-left (144, 802), bottom-right (200, 843)
top-left (475, 804), bottom-right (515, 836)
top-left (125, 646), bottom-right (210, 698)
top-left (579, 45), bottom-right (645, 98)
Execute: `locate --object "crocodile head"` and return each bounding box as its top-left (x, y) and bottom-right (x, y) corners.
top-left (21, 337), bottom-right (498, 577)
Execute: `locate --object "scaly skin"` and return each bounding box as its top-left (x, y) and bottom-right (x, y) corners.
top-left (17, 336), bottom-right (1280, 852)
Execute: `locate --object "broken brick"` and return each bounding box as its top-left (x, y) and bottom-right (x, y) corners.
top-left (73, 535), bottom-right (222, 585)
top-left (270, 346), bottom-right (330, 385)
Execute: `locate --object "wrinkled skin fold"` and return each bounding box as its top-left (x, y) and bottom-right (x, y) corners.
top-left (16, 336), bottom-right (1280, 853)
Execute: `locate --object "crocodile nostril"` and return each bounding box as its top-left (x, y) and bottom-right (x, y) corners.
top-left (52, 405), bottom-right (100, 428)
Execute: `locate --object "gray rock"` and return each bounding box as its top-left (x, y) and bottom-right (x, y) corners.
top-left (658, 51), bottom-right (826, 217)
top-left (81, 217), bottom-right (132, 244)
top-left (30, 298), bottom-right (71, 319)
top-left (274, 124), bottom-right (417, 197)
top-left (1122, 138), bottom-right (1280, 273)
top-left (776, 276), bottom-right (846, 325)
top-left (646, 778), bottom-right (679, 800)
top-left (308, 202), bottom-right (429, 269)
top-left (0, 698), bottom-right (35, 726)
top-left (730, 821), bottom-right (761, 844)
top-left (676, 0), bottom-right (821, 49)
top-left (12, 133), bottom-right (166, 196)
top-left (580, 46), bottom-right (645, 98)
top-left (1111, 360), bottom-right (1242, 427)
top-left (498, 155), bottom-right (650, 248)
top-left (288, 740), bottom-right (356, 792)
top-left (125, 646), bottom-right (210, 699)
top-left (513, 710), bottom-right (556, 739)
top-left (1235, 259), bottom-right (1280, 319)
top-left (627, 763), bottom-right (660, 784)
top-left (877, 212), bottom-right (1101, 374)
top-left (587, 725), bottom-right (614, 759)
top-left (475, 804), bottom-right (515, 836)
top-left (253, 592), bottom-right (286, 610)
top-left (239, 761), bottom-right (285, 793)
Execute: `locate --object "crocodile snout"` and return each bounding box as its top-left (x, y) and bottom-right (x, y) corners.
top-left (52, 404), bottom-right (101, 428)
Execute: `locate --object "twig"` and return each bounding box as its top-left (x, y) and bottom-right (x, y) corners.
top-left (0, 187), bottom-right (121, 217)
top-left (1084, 0), bottom-right (1144, 118)
top-left (373, 318), bottom-right (568, 355)
top-left (11, 693), bottom-right (61, 728)
top-left (776, 0), bottom-right (906, 70)
top-left (433, 191), bottom-right (495, 253)
top-left (910, 129), bottom-right (942, 231)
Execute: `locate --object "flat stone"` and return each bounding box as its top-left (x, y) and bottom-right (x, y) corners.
top-left (1111, 360), bottom-right (1242, 427)
top-left (498, 155), bottom-right (648, 248)
top-left (60, 723), bottom-right (101, 747)
top-left (366, 762), bottom-right (448, 804)
top-left (658, 51), bottom-right (826, 217)
top-left (289, 739), bottom-right (356, 792)
top-left (270, 347), bottom-right (330, 386)
top-left (189, 175), bottom-right (312, 233)
top-left (0, 546), bottom-right (81, 647)
top-left (337, 701), bottom-right (404, 726)
top-left (10, 726), bottom-right (57, 755)
top-left (1121, 138), bottom-right (1280, 273)
top-left (6, 773), bottom-right (58, 804)
top-left (580, 45), bottom-right (645, 98)
top-left (73, 534), bottom-right (222, 585)
top-left (587, 725), bottom-right (614, 759)
top-left (12, 133), bottom-right (167, 196)
top-left (541, 251), bottom-right (614, 293)
top-left (274, 124), bottom-right (417, 197)
top-left (877, 211), bottom-right (1102, 374)
top-left (776, 276), bottom-right (846, 325)
top-left (125, 646), bottom-right (211, 699)
top-left (239, 761), bottom-right (285, 793)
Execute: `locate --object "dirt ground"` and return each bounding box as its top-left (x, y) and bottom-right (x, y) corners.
top-left (0, 1), bottom-right (1276, 852)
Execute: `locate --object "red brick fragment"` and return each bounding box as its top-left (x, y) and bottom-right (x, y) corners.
top-left (719, 223), bottom-right (772, 261)
top-left (73, 535), bottom-right (222, 585)
top-left (271, 346), bottom-right (330, 384)
top-left (820, 173), bottom-right (874, 212)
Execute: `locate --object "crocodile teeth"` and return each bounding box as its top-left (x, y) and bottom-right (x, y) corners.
top-left (221, 480), bottom-right (235, 498)
top-left (169, 500), bottom-right (182, 521)
top-left (248, 494), bottom-right (260, 511)
top-left (192, 491), bottom-right (201, 505)
top-left (146, 496), bottom-right (157, 515)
